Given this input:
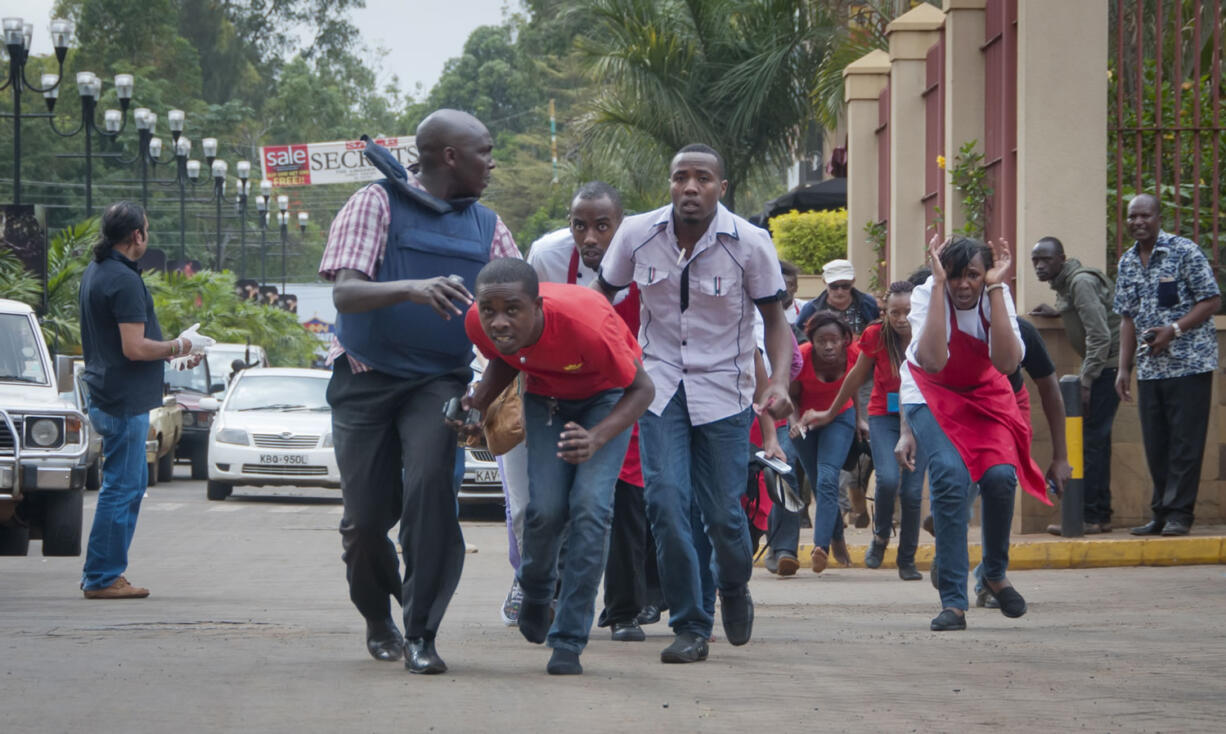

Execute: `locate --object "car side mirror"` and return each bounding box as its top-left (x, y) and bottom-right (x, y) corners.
top-left (163, 394), bottom-right (177, 407)
top-left (55, 355), bottom-right (75, 393)
top-left (209, 382), bottom-right (226, 394)
top-left (198, 397), bottom-right (221, 411)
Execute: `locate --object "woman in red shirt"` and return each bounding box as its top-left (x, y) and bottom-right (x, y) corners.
top-left (808, 281), bottom-right (925, 581)
top-left (788, 311), bottom-right (862, 573)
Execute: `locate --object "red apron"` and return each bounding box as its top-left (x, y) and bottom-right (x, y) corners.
top-left (909, 294), bottom-right (1050, 505)
top-left (568, 248), bottom-right (644, 487)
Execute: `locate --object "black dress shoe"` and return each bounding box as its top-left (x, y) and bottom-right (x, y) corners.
top-left (1130, 519), bottom-right (1164, 535)
top-left (718, 587), bottom-right (753, 646)
top-left (611, 620), bottom-right (646, 641)
top-left (897, 561), bottom-right (922, 581)
top-left (637, 604), bottom-right (662, 625)
top-left (518, 599), bottom-right (553, 644)
top-left (546, 648), bottom-right (582, 675)
top-left (981, 582), bottom-right (1027, 618)
top-left (1161, 519), bottom-right (1191, 536)
top-left (930, 609), bottom-right (966, 631)
top-left (865, 537), bottom-right (887, 569)
top-left (365, 617), bottom-right (404, 662)
top-left (404, 637), bottom-right (447, 674)
top-left (660, 631), bottom-right (709, 663)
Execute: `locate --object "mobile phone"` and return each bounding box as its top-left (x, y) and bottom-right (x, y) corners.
top-left (443, 396), bottom-right (480, 425)
top-left (753, 450), bottom-right (792, 476)
top-left (1142, 329), bottom-right (1157, 343)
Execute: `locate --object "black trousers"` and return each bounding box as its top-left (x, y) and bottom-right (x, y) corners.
top-left (327, 358), bottom-right (467, 640)
top-left (599, 479), bottom-right (663, 626)
top-left (1137, 371), bottom-right (1213, 525)
top-left (1082, 368), bottom-right (1121, 524)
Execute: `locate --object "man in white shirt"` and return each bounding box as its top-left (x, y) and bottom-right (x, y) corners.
top-left (597, 144), bottom-right (794, 663)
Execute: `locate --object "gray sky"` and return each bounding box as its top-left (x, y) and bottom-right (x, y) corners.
top-left (19, 0), bottom-right (514, 99)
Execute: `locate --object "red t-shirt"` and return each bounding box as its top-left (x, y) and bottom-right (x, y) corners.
top-left (856, 323), bottom-right (902, 416)
top-left (466, 282), bottom-right (641, 401)
top-left (794, 341), bottom-right (857, 415)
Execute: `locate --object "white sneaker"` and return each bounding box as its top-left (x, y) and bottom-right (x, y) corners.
top-left (500, 579), bottom-right (523, 627)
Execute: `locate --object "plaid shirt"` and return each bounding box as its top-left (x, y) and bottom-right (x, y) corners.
top-left (1113, 230), bottom-right (1219, 380)
top-left (318, 177), bottom-right (521, 372)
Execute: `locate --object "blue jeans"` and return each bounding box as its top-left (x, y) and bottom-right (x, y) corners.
top-left (518, 390), bottom-right (631, 654)
top-left (82, 406), bottom-right (150, 591)
top-left (766, 425), bottom-right (802, 555)
top-left (905, 404), bottom-right (1017, 610)
top-left (793, 409), bottom-right (855, 551)
top-left (867, 414), bottom-right (926, 566)
top-left (639, 385), bottom-right (754, 638)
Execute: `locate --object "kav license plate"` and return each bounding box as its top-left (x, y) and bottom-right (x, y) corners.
top-left (259, 453), bottom-right (308, 465)
top-left (474, 468), bottom-right (500, 483)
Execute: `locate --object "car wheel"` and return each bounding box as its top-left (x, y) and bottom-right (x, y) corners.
top-left (206, 481), bottom-right (232, 501)
top-left (190, 446), bottom-right (208, 480)
top-left (86, 458), bottom-right (102, 491)
top-left (41, 489), bottom-right (84, 556)
top-left (157, 449), bottom-right (175, 483)
top-left (0, 523), bottom-right (31, 556)
top-left (147, 459), bottom-right (158, 486)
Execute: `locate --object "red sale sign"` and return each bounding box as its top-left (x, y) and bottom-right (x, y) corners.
top-left (259, 137), bottom-right (416, 188)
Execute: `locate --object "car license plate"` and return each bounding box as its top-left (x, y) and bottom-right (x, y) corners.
top-left (474, 468), bottom-right (499, 483)
top-left (259, 453), bottom-right (308, 465)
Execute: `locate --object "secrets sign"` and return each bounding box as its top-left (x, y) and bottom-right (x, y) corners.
top-left (259, 136), bottom-right (417, 187)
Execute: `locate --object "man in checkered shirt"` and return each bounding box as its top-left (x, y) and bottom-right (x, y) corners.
top-left (319, 109), bottom-right (520, 675)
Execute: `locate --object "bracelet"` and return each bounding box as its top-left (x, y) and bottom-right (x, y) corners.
top-left (170, 339), bottom-right (179, 356)
top-left (1172, 322), bottom-right (1183, 338)
top-left (985, 283), bottom-right (1007, 294)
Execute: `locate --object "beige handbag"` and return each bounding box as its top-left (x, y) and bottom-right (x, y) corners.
top-left (483, 374), bottom-right (525, 455)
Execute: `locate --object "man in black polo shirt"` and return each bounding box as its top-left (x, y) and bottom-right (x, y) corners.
top-left (78, 202), bottom-right (211, 599)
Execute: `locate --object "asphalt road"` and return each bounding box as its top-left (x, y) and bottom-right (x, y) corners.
top-left (3, 467), bottom-right (1224, 733)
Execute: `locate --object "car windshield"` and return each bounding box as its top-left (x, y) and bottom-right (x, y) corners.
top-left (226, 374), bottom-right (329, 412)
top-left (207, 348), bottom-right (257, 381)
top-left (0, 313), bottom-right (48, 384)
top-left (164, 360), bottom-right (210, 393)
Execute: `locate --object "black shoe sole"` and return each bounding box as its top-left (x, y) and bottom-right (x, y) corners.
top-left (660, 648), bottom-right (709, 663)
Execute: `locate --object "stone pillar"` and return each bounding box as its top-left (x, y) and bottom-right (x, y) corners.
top-left (942, 0), bottom-right (986, 236)
top-left (843, 49), bottom-right (891, 286)
top-left (1015, 0), bottom-right (1108, 313)
top-left (887, 3), bottom-right (945, 282)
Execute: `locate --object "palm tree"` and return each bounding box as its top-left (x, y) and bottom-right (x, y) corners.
top-left (575, 0), bottom-right (836, 212)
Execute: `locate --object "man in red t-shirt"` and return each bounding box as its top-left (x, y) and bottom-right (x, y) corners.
top-left (458, 258), bottom-right (654, 676)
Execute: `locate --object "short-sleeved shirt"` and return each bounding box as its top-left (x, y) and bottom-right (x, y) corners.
top-left (465, 283), bottom-right (641, 400)
top-left (526, 226), bottom-right (632, 309)
top-left (856, 323), bottom-right (902, 415)
top-left (318, 178), bottom-right (521, 372)
top-left (78, 251), bottom-right (164, 417)
top-left (1112, 230), bottom-right (1220, 380)
top-left (1007, 318), bottom-right (1055, 393)
top-left (900, 276), bottom-right (1025, 406)
top-left (598, 203), bottom-right (785, 425)
top-left (794, 342), bottom-right (858, 415)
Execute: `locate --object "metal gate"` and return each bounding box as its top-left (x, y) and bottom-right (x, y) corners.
top-left (1109, 0), bottom-right (1225, 273)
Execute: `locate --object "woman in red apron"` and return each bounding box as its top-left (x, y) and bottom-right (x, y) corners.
top-left (901, 237), bottom-right (1048, 631)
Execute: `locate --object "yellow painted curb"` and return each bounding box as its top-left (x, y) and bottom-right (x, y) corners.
top-left (764, 537), bottom-right (1226, 571)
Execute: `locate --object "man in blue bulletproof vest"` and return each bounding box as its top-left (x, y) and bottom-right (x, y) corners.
top-left (320, 109), bottom-right (521, 674)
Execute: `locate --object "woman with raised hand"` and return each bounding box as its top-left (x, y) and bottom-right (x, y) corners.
top-left (900, 236), bottom-right (1049, 631)
top-left (788, 311), bottom-right (863, 573)
top-left (807, 280), bottom-right (925, 581)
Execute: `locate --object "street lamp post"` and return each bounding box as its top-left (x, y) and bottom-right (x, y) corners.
top-left (47, 70), bottom-right (134, 216)
top-left (116, 107), bottom-right (175, 209)
top-left (257, 180), bottom-right (271, 287)
top-left (0, 16), bottom-right (72, 205)
top-left (210, 158), bottom-right (227, 270)
top-left (277, 194), bottom-right (289, 293)
top-left (235, 160), bottom-right (251, 280)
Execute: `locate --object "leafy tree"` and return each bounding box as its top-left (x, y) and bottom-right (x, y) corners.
top-left (574, 0), bottom-right (835, 212)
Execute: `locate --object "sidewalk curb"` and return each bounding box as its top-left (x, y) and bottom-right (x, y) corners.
top-left (764, 537), bottom-right (1226, 570)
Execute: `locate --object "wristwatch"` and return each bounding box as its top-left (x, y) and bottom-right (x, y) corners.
top-left (1171, 322), bottom-right (1183, 338)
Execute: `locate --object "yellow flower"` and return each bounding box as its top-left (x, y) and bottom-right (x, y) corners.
top-left (1182, 80), bottom-right (1193, 91)
top-left (1107, 69), bottom-right (1114, 81)
top-left (936, 155), bottom-right (946, 170)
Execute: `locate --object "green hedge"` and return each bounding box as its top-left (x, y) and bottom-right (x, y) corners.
top-left (769, 208), bottom-right (848, 274)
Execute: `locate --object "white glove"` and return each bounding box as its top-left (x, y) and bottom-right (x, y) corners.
top-left (177, 322), bottom-right (215, 355)
top-left (169, 356), bottom-right (194, 371)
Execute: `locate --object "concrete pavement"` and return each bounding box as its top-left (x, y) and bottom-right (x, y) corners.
top-left (2, 470), bottom-right (1224, 733)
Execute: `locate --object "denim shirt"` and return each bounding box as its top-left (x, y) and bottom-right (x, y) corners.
top-left (1112, 231), bottom-right (1220, 380)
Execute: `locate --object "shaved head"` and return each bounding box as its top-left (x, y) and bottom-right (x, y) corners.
top-left (413, 108), bottom-right (495, 199)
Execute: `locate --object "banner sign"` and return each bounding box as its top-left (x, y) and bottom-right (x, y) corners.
top-left (259, 136), bottom-right (416, 187)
